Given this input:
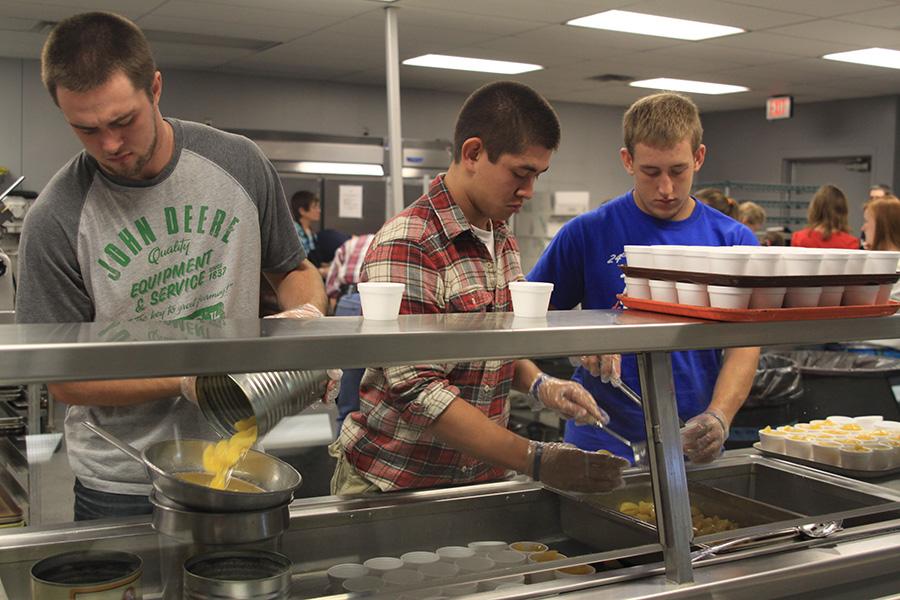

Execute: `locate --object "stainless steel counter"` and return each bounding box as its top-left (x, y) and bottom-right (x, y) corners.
top-left (1, 452), bottom-right (899, 599)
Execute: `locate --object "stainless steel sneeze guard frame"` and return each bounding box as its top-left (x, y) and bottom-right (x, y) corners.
top-left (2, 310), bottom-right (900, 383)
top-left (3, 309), bottom-right (900, 593)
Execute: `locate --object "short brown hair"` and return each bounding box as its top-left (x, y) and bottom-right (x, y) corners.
top-left (623, 92), bottom-right (703, 155)
top-left (866, 197), bottom-right (900, 251)
top-left (694, 187), bottom-right (737, 218)
top-left (452, 81), bottom-right (560, 163)
top-left (41, 12), bottom-right (156, 105)
top-left (807, 184), bottom-right (850, 240)
top-left (738, 201), bottom-right (766, 229)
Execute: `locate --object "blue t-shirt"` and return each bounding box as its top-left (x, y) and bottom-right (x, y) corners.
top-left (527, 191), bottom-right (758, 460)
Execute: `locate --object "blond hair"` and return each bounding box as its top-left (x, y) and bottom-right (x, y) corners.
top-left (738, 201), bottom-right (766, 229)
top-left (807, 184), bottom-right (850, 240)
top-left (623, 92), bottom-right (703, 155)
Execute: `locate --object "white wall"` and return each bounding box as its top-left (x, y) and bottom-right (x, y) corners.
top-left (2, 59), bottom-right (631, 204)
top-left (4, 56), bottom-right (897, 217)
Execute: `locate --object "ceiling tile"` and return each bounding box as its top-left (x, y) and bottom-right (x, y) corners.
top-left (22, 0), bottom-right (164, 17)
top-left (834, 4), bottom-right (900, 27)
top-left (768, 19), bottom-right (900, 49)
top-left (392, 0), bottom-right (631, 24)
top-left (157, 0), bottom-right (378, 18)
top-left (388, 6), bottom-right (546, 36)
top-left (136, 15), bottom-right (301, 43)
top-left (721, 0), bottom-right (898, 18)
top-left (706, 31), bottom-right (860, 57)
top-left (621, 0), bottom-right (813, 30)
top-left (149, 1), bottom-right (349, 31)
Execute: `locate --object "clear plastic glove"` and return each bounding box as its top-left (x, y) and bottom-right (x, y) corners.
top-left (525, 441), bottom-right (629, 493)
top-left (572, 354), bottom-right (621, 383)
top-left (681, 408), bottom-right (729, 464)
top-left (180, 376), bottom-right (198, 404)
top-left (323, 369), bottom-right (343, 404)
top-left (530, 373), bottom-right (609, 425)
top-left (265, 303), bottom-right (324, 320)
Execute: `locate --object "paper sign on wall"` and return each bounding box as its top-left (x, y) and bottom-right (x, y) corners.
top-left (339, 185), bottom-right (363, 219)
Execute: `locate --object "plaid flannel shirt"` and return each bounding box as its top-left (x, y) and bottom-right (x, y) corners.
top-left (338, 174), bottom-right (524, 491)
top-left (325, 234), bottom-right (375, 299)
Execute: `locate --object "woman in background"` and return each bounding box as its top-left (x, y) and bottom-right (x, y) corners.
top-left (791, 184), bottom-right (859, 249)
top-left (291, 190), bottom-right (321, 257)
top-left (862, 196), bottom-right (900, 324)
top-left (738, 201), bottom-right (766, 232)
top-left (694, 187), bottom-right (738, 219)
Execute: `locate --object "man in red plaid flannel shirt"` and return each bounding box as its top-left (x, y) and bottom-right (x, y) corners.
top-left (329, 82), bottom-right (628, 496)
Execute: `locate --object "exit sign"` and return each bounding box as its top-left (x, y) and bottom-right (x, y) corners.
top-left (766, 95), bottom-right (793, 120)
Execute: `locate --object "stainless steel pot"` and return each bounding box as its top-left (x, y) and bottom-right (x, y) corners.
top-left (83, 421), bottom-right (301, 511)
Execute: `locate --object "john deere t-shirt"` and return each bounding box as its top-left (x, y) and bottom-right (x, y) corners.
top-left (16, 118), bottom-right (304, 495)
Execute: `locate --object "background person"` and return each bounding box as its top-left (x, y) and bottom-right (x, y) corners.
top-left (16, 12), bottom-right (326, 520)
top-left (330, 81), bottom-right (628, 496)
top-left (528, 92), bottom-right (760, 465)
top-left (291, 190), bottom-right (321, 257)
top-left (862, 197), bottom-right (900, 301)
top-left (325, 233), bottom-right (375, 427)
top-left (738, 201), bottom-right (766, 232)
top-left (694, 187), bottom-right (738, 219)
top-left (869, 184), bottom-right (892, 202)
top-left (791, 184), bottom-right (859, 249)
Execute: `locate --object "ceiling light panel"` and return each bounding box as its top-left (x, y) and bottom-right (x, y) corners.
top-left (402, 54), bottom-right (542, 74)
top-left (566, 10), bottom-right (744, 41)
top-left (629, 78), bottom-right (749, 95)
top-left (822, 48), bottom-right (900, 70)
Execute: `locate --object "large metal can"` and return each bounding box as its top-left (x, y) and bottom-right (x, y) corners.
top-left (183, 550), bottom-right (291, 599)
top-left (196, 370), bottom-right (330, 437)
top-left (31, 550), bottom-right (142, 599)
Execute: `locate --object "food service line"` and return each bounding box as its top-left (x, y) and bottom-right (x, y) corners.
top-left (3, 310), bottom-right (900, 588)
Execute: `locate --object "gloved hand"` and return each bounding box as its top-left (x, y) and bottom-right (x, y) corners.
top-left (530, 373), bottom-right (609, 425)
top-left (525, 441), bottom-right (629, 493)
top-left (180, 376), bottom-right (198, 404)
top-left (265, 303), bottom-right (324, 320)
top-left (323, 369), bottom-right (343, 404)
top-left (572, 354), bottom-right (621, 383)
top-left (681, 408), bottom-right (729, 464)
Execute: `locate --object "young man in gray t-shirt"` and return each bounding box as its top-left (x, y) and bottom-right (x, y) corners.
top-left (17, 12), bottom-right (327, 520)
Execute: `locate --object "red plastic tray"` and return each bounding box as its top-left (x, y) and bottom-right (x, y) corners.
top-left (618, 294), bottom-right (900, 322)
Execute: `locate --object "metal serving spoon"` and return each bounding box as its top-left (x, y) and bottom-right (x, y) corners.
top-left (690, 520), bottom-right (843, 562)
top-left (591, 420), bottom-right (649, 467)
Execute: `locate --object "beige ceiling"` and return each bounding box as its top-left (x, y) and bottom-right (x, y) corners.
top-left (0, 0), bottom-right (898, 111)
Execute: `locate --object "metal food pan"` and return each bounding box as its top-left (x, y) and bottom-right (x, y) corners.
top-left (572, 476), bottom-right (803, 535)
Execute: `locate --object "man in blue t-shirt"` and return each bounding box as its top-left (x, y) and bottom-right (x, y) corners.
top-left (528, 92), bottom-right (760, 464)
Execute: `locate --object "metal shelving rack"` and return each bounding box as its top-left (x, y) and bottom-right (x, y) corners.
top-left (696, 180), bottom-right (820, 230)
top-left (1, 310), bottom-right (899, 583)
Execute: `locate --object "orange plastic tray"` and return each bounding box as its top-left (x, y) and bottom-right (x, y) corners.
top-left (618, 294), bottom-right (900, 322)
